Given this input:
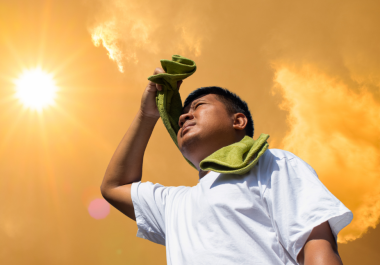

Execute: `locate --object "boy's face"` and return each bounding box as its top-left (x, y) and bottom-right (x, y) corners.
top-left (177, 94), bottom-right (238, 168)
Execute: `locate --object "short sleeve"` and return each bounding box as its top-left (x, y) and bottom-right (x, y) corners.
top-left (262, 155), bottom-right (353, 262)
top-left (131, 181), bottom-right (170, 245)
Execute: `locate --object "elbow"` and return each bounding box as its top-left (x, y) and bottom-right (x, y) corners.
top-left (100, 185), bottom-right (107, 200)
top-left (100, 182), bottom-right (112, 202)
top-left (100, 170), bottom-right (116, 201)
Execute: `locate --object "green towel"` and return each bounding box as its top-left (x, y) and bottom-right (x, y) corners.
top-left (148, 55), bottom-right (197, 147)
top-left (200, 134), bottom-right (270, 175)
top-left (148, 55), bottom-right (197, 169)
top-left (148, 55), bottom-right (270, 175)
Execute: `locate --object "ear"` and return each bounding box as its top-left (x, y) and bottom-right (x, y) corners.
top-left (232, 113), bottom-right (248, 131)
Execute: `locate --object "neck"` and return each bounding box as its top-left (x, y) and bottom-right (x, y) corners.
top-left (187, 134), bottom-right (245, 169)
top-left (198, 170), bottom-right (210, 179)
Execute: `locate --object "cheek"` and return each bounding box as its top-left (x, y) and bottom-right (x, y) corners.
top-left (177, 106), bottom-right (232, 148)
top-left (198, 108), bottom-right (231, 130)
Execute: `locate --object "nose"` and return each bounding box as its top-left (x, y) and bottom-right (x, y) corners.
top-left (178, 112), bottom-right (194, 128)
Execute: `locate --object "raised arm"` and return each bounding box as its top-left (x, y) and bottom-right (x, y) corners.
top-left (101, 67), bottom-right (170, 220)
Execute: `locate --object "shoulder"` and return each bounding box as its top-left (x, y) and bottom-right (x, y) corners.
top-left (263, 148), bottom-right (298, 160)
top-left (261, 149), bottom-right (316, 172)
top-left (257, 149), bottom-right (299, 169)
top-left (256, 149), bottom-right (318, 184)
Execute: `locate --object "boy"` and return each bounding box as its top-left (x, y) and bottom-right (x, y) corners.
top-left (101, 67), bottom-right (352, 264)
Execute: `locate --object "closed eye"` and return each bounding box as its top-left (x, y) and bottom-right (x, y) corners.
top-left (195, 103), bottom-right (204, 109)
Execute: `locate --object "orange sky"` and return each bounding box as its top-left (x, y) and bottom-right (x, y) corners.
top-left (1, 0), bottom-right (379, 264)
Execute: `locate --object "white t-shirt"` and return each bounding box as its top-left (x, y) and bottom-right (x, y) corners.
top-left (131, 149), bottom-right (353, 265)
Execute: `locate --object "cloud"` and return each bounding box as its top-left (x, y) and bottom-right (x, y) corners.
top-left (273, 65), bottom-right (380, 242)
top-left (87, 0), bottom-right (205, 72)
top-left (265, 0), bottom-right (380, 242)
top-left (91, 20), bottom-right (130, 72)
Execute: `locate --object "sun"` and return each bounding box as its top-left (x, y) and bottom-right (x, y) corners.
top-left (15, 68), bottom-right (57, 110)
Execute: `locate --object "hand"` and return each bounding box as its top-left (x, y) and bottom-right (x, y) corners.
top-left (140, 67), bottom-right (183, 119)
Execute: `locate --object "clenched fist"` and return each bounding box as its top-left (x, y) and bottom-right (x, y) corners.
top-left (140, 67), bottom-right (183, 119)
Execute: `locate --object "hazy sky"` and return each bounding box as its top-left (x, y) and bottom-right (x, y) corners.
top-left (1, 0), bottom-right (379, 264)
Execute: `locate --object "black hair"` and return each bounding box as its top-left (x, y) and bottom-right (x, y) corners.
top-left (183, 86), bottom-right (254, 137)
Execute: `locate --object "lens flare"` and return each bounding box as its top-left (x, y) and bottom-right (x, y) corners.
top-left (14, 68), bottom-right (57, 110)
top-left (88, 198), bottom-right (110, 220)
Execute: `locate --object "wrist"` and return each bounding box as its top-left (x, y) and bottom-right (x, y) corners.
top-left (138, 109), bottom-right (160, 123)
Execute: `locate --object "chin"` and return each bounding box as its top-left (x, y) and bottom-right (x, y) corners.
top-left (178, 131), bottom-right (201, 160)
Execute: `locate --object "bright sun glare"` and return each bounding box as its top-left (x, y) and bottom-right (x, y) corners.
top-left (15, 68), bottom-right (57, 110)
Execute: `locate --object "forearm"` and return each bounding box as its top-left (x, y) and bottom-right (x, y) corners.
top-left (101, 110), bottom-right (158, 191)
top-left (100, 67), bottom-right (165, 219)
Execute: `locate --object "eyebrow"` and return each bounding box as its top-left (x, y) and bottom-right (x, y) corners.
top-left (182, 98), bottom-right (205, 113)
top-left (191, 98), bottom-right (203, 107)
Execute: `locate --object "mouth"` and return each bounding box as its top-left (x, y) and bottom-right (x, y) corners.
top-left (181, 122), bottom-right (196, 137)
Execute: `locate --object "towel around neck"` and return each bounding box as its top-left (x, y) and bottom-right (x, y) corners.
top-left (200, 134), bottom-right (270, 175)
